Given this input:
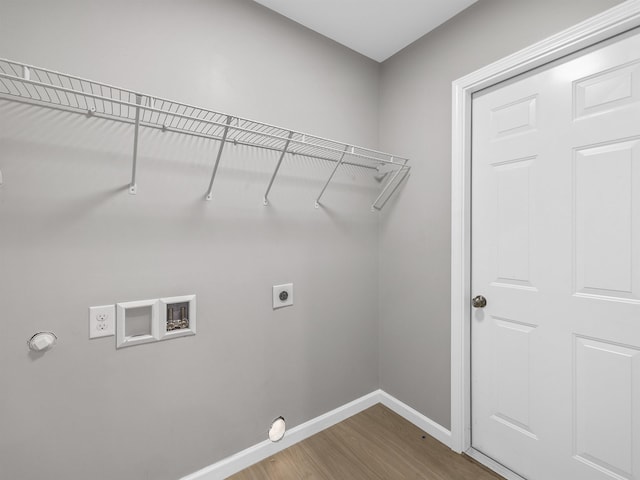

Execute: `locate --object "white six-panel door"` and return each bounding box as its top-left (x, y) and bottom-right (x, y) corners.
top-left (471, 29), bottom-right (640, 480)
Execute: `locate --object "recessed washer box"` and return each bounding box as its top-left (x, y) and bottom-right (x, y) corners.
top-left (115, 295), bottom-right (197, 349)
top-left (159, 295), bottom-right (196, 340)
top-left (116, 299), bottom-right (160, 349)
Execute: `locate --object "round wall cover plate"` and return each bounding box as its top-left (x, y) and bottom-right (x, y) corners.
top-left (269, 416), bottom-right (286, 442)
top-left (28, 332), bottom-right (57, 352)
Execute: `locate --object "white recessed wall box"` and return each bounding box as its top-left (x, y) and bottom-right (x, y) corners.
top-left (116, 299), bottom-right (160, 349)
top-left (159, 295), bottom-right (196, 340)
top-left (116, 295), bottom-right (197, 349)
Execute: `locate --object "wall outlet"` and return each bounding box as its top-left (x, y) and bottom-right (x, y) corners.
top-left (273, 283), bottom-right (293, 309)
top-left (89, 305), bottom-right (115, 339)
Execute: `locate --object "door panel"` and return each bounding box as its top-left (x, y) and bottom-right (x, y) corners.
top-left (491, 95), bottom-right (538, 138)
top-left (574, 336), bottom-right (640, 480)
top-left (574, 140), bottom-right (640, 301)
top-left (494, 158), bottom-right (534, 287)
top-left (492, 317), bottom-right (537, 438)
top-left (574, 60), bottom-right (640, 119)
top-left (472, 29), bottom-right (640, 480)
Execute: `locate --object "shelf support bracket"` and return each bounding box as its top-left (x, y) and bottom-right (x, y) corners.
top-left (263, 131), bottom-right (294, 206)
top-left (370, 160), bottom-right (409, 212)
top-left (129, 94), bottom-right (142, 195)
top-left (315, 145), bottom-right (349, 209)
top-left (205, 115), bottom-right (233, 201)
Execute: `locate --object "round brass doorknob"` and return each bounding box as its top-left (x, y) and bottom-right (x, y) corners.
top-left (472, 295), bottom-right (487, 308)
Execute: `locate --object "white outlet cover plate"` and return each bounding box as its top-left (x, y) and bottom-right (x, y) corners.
top-left (89, 305), bottom-right (115, 339)
top-left (273, 283), bottom-right (293, 309)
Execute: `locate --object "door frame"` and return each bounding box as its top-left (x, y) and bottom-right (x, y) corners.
top-left (450, 0), bottom-right (640, 455)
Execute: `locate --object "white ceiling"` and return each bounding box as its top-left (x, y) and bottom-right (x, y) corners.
top-left (253, 0), bottom-right (478, 62)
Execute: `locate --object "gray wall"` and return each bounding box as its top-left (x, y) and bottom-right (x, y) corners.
top-left (378, 0), bottom-right (623, 429)
top-left (0, 1), bottom-right (382, 479)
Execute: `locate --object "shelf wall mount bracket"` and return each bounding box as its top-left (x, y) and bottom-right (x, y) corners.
top-left (315, 144), bottom-right (350, 209)
top-left (370, 159), bottom-right (409, 212)
top-left (205, 115), bottom-right (233, 201)
top-left (129, 94), bottom-right (142, 195)
top-left (263, 131), bottom-right (294, 206)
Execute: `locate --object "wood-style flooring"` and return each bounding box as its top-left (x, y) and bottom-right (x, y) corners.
top-left (228, 404), bottom-right (504, 480)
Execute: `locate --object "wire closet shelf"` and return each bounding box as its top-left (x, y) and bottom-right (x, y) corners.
top-left (0, 58), bottom-right (410, 210)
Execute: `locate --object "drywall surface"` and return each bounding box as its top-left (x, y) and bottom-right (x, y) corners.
top-left (377, 0), bottom-right (623, 430)
top-left (0, 1), bottom-right (381, 479)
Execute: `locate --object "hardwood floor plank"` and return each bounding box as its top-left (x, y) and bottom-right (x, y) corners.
top-left (228, 404), bottom-right (504, 480)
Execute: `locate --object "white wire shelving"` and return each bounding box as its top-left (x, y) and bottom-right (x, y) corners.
top-left (0, 58), bottom-right (410, 210)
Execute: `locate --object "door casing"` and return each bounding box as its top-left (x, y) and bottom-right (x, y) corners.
top-left (450, 0), bottom-right (640, 457)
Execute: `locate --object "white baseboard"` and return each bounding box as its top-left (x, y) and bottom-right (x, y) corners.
top-left (181, 389), bottom-right (452, 480)
top-left (378, 390), bottom-right (452, 448)
top-left (466, 448), bottom-right (526, 480)
top-left (180, 390), bottom-right (383, 480)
